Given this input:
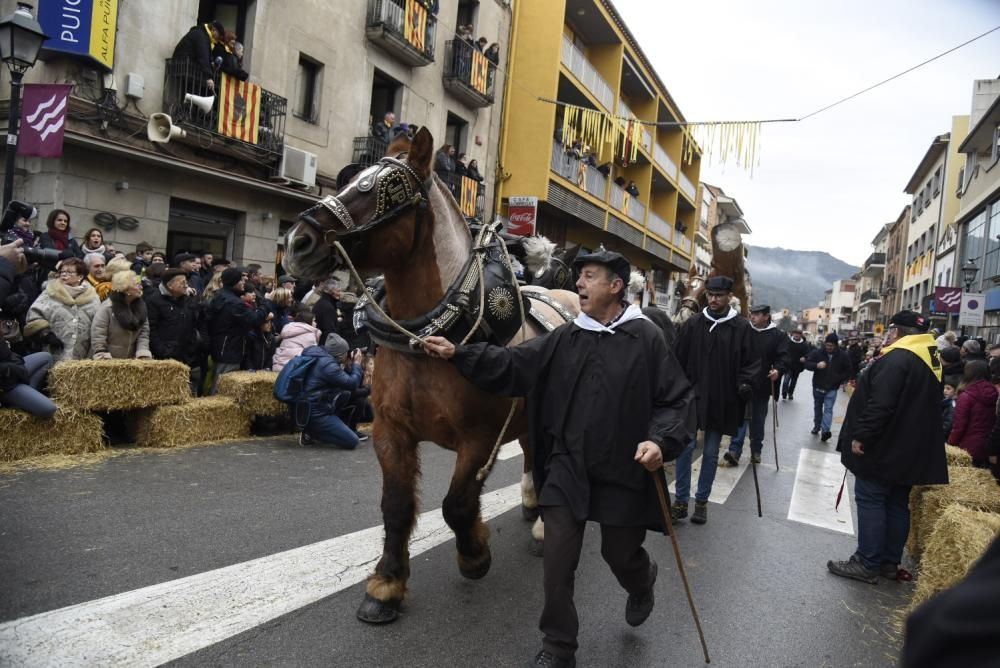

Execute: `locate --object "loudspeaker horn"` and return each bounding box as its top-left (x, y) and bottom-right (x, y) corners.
top-left (147, 113), bottom-right (186, 143)
top-left (184, 92), bottom-right (215, 114)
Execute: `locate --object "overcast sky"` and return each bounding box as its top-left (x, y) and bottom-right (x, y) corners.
top-left (615, 0), bottom-right (1000, 267)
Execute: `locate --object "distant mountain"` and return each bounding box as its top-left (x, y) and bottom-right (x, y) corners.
top-left (745, 246), bottom-right (859, 314)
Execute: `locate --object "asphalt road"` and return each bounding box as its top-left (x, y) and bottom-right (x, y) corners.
top-left (0, 376), bottom-right (910, 667)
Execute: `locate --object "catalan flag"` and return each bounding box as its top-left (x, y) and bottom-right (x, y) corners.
top-left (217, 73), bottom-right (261, 144)
top-left (404, 0), bottom-right (427, 52)
top-left (460, 176), bottom-right (478, 218)
top-left (470, 50), bottom-right (489, 95)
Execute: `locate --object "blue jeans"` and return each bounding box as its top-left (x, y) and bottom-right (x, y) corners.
top-left (0, 352), bottom-right (55, 418)
top-left (813, 388), bottom-right (837, 432)
top-left (853, 476), bottom-right (912, 570)
top-left (729, 395), bottom-right (768, 459)
top-left (674, 430), bottom-right (724, 504)
top-left (305, 411), bottom-right (359, 449)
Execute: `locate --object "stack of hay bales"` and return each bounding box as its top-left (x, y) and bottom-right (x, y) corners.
top-left (910, 504), bottom-right (1000, 609)
top-left (908, 466), bottom-right (1000, 561)
top-left (215, 371), bottom-right (286, 418)
top-left (133, 397), bottom-right (250, 447)
top-left (0, 406), bottom-right (104, 462)
top-left (944, 444), bottom-right (973, 467)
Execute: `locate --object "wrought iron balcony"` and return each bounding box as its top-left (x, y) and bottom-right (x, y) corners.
top-left (862, 252), bottom-right (886, 276)
top-left (440, 172), bottom-right (485, 221)
top-left (352, 136), bottom-right (389, 168)
top-left (366, 0), bottom-right (436, 67)
top-left (859, 289), bottom-right (881, 305)
top-left (443, 40), bottom-right (496, 108)
top-left (162, 59), bottom-right (287, 163)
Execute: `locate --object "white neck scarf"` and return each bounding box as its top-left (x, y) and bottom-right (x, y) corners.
top-left (574, 303), bottom-right (648, 334)
top-left (702, 306), bottom-right (738, 332)
top-left (751, 322), bottom-right (776, 333)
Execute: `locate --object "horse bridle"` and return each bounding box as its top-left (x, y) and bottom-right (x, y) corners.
top-left (297, 155), bottom-right (433, 259)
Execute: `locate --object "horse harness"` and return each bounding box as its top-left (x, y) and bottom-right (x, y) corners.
top-left (299, 155), bottom-right (572, 353)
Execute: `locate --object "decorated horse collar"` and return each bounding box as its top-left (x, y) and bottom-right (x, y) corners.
top-left (355, 223), bottom-right (525, 353)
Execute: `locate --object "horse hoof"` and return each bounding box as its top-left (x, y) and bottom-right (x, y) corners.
top-left (521, 504), bottom-right (539, 522)
top-left (459, 551), bottom-right (492, 580)
top-left (529, 538), bottom-right (544, 557)
top-left (356, 593), bottom-right (400, 624)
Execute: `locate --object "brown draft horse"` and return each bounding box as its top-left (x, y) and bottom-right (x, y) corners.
top-left (282, 128), bottom-right (579, 624)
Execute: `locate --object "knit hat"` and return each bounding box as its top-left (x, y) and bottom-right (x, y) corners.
top-left (825, 332), bottom-right (839, 345)
top-left (221, 267), bottom-right (244, 288)
top-left (324, 334), bottom-right (350, 358)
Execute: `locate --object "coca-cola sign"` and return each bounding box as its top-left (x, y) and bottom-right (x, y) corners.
top-left (507, 196), bottom-right (538, 237)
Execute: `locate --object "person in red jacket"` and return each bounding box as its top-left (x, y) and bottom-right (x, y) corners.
top-left (948, 360), bottom-right (998, 468)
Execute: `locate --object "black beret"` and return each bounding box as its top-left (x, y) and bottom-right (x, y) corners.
top-left (173, 252), bottom-right (197, 265)
top-left (211, 257), bottom-right (232, 267)
top-left (749, 304), bottom-right (771, 314)
top-left (889, 310), bottom-right (929, 333)
top-left (705, 275), bottom-right (734, 292)
top-left (573, 247), bottom-right (630, 285)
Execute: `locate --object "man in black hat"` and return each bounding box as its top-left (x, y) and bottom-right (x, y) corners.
top-left (423, 247), bottom-right (693, 668)
top-left (204, 267), bottom-right (268, 393)
top-left (805, 332), bottom-right (853, 441)
top-left (828, 310), bottom-right (947, 584)
top-left (174, 252), bottom-right (205, 296)
top-left (722, 304), bottom-right (789, 466)
top-left (782, 329), bottom-right (811, 400)
top-left (672, 275), bottom-right (759, 525)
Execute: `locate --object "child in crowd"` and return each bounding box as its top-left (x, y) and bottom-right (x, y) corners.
top-left (942, 378), bottom-right (957, 443)
top-left (271, 306), bottom-right (320, 372)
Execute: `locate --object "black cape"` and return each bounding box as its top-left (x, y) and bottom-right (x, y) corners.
top-left (673, 312), bottom-right (759, 435)
top-left (746, 325), bottom-right (789, 395)
top-left (452, 316), bottom-right (694, 528)
top-left (786, 337), bottom-right (811, 374)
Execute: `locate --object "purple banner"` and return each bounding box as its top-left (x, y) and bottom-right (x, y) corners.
top-left (934, 286), bottom-right (962, 314)
top-left (18, 84), bottom-right (73, 158)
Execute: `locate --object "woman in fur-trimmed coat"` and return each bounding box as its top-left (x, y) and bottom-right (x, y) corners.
top-left (89, 270), bottom-right (152, 360)
top-left (25, 258), bottom-right (100, 362)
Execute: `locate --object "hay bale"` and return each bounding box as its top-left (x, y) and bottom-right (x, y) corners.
top-left (49, 359), bottom-right (191, 411)
top-left (944, 444), bottom-right (973, 467)
top-left (133, 397), bottom-right (250, 448)
top-left (908, 466), bottom-right (1000, 562)
top-left (910, 504), bottom-right (1000, 609)
top-left (0, 406), bottom-right (104, 462)
top-left (215, 371), bottom-right (286, 417)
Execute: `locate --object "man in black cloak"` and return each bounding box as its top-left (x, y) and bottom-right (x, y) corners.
top-left (424, 247), bottom-right (693, 668)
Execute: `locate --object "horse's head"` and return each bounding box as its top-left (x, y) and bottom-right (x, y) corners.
top-left (283, 128), bottom-right (436, 280)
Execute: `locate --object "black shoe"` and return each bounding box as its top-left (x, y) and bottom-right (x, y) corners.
top-left (788, 394), bottom-right (794, 400)
top-left (750, 452), bottom-right (762, 464)
top-left (880, 563), bottom-right (900, 580)
top-left (670, 501), bottom-right (688, 521)
top-left (626, 560), bottom-right (657, 626)
top-left (821, 431), bottom-right (832, 442)
top-left (690, 501), bottom-right (708, 525)
top-left (298, 431), bottom-right (313, 447)
top-left (355, 431), bottom-right (370, 443)
top-left (811, 427), bottom-right (820, 435)
top-left (720, 451), bottom-right (739, 467)
top-left (529, 650), bottom-right (576, 667)
top-left (827, 556), bottom-right (878, 584)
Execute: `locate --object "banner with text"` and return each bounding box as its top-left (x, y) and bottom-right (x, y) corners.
top-left (507, 197), bottom-right (538, 237)
top-left (39, 0), bottom-right (118, 70)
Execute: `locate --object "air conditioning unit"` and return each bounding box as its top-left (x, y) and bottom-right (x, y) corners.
top-left (279, 145), bottom-right (318, 187)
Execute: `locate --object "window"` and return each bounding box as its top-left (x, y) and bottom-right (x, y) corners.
top-left (933, 168), bottom-right (941, 196)
top-left (923, 186), bottom-right (931, 207)
top-left (369, 68), bottom-right (403, 131)
top-left (993, 126), bottom-right (1000, 164)
top-left (293, 54), bottom-right (323, 123)
top-left (445, 111), bottom-right (469, 154)
top-left (198, 1), bottom-right (254, 68)
top-left (456, 0), bottom-right (479, 32)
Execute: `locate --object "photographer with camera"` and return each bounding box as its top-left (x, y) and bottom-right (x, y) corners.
top-left (0, 239), bottom-right (56, 418)
top-left (1, 201), bottom-right (63, 308)
top-left (296, 334), bottom-right (364, 449)
top-left (24, 257), bottom-right (100, 362)
top-left (37, 210), bottom-right (83, 260)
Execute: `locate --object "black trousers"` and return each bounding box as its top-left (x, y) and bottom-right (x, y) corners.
top-left (540, 504), bottom-right (653, 658)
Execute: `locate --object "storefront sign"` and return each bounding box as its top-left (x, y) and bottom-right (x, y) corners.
top-left (39, 0), bottom-right (118, 70)
top-left (506, 196), bottom-right (537, 237)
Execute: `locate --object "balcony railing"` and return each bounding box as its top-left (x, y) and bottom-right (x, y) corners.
top-left (864, 252), bottom-right (886, 269)
top-left (609, 182), bottom-right (646, 222)
top-left (441, 172), bottom-right (485, 221)
top-left (162, 59), bottom-right (286, 161)
top-left (679, 172), bottom-right (697, 201)
top-left (859, 289), bottom-right (881, 304)
top-left (352, 136), bottom-right (389, 167)
top-left (647, 211), bottom-right (672, 241)
top-left (443, 40), bottom-right (496, 108)
top-left (366, 0), bottom-right (436, 67)
top-left (610, 182), bottom-right (625, 210)
top-left (674, 228), bottom-right (691, 253)
top-left (560, 34), bottom-right (614, 110)
top-left (653, 143), bottom-right (678, 180)
top-left (617, 99), bottom-right (652, 152)
top-left (627, 193), bottom-right (646, 224)
top-left (549, 142), bottom-right (607, 201)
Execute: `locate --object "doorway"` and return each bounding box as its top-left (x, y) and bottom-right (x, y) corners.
top-left (167, 198), bottom-right (239, 262)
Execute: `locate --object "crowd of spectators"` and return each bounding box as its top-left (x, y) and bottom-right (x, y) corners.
top-left (0, 206), bottom-right (372, 448)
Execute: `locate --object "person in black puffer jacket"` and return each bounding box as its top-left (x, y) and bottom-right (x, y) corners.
top-left (297, 334), bottom-right (363, 449)
top-left (805, 332), bottom-right (853, 441)
top-left (146, 268), bottom-right (202, 392)
top-left (205, 267), bottom-right (267, 393)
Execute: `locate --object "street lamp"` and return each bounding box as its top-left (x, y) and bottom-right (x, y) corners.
top-left (0, 2), bottom-right (47, 208)
top-left (962, 259), bottom-right (980, 290)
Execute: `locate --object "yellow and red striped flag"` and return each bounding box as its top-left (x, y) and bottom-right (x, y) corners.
top-left (460, 176), bottom-right (478, 217)
top-left (470, 50), bottom-right (489, 94)
top-left (217, 74), bottom-right (261, 144)
top-left (404, 0), bottom-right (427, 52)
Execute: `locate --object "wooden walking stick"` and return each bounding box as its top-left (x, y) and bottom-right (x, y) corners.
top-left (652, 470), bottom-right (711, 664)
top-left (745, 397), bottom-right (763, 517)
top-left (770, 377), bottom-right (780, 471)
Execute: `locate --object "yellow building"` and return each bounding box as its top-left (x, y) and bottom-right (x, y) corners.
top-left (497, 0), bottom-right (701, 303)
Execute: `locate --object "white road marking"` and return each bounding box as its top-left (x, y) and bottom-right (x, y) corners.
top-left (787, 448), bottom-right (854, 535)
top-left (497, 441), bottom-right (522, 461)
top-left (0, 483), bottom-right (524, 668)
top-left (668, 454), bottom-right (750, 505)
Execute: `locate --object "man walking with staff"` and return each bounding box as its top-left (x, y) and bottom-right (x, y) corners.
top-left (423, 248), bottom-right (695, 668)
